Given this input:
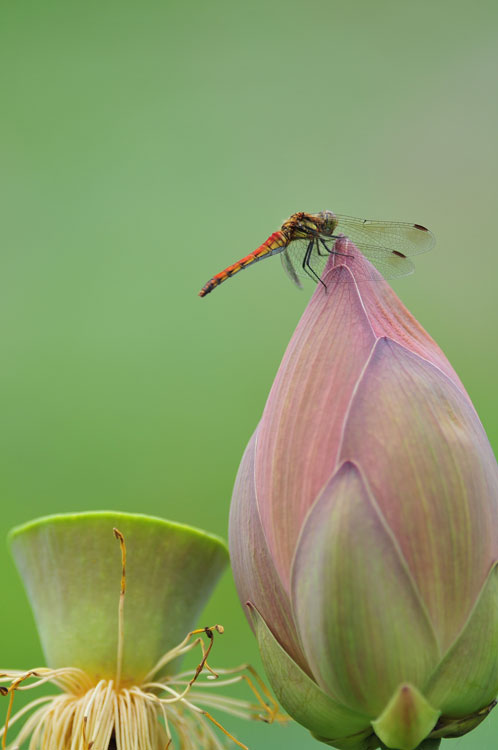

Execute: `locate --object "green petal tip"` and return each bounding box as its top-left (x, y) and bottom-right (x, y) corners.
top-left (372, 684), bottom-right (440, 750)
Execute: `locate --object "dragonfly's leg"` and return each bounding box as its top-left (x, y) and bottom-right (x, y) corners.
top-left (319, 238), bottom-right (354, 258)
top-left (301, 241), bottom-right (313, 277)
top-left (303, 240), bottom-right (326, 289)
top-left (302, 239), bottom-right (321, 281)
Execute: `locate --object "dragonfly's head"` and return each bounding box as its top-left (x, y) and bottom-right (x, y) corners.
top-left (315, 210), bottom-right (338, 237)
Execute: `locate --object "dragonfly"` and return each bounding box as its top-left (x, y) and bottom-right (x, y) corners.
top-left (198, 211), bottom-right (435, 297)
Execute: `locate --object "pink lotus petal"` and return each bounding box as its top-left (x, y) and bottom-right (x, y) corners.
top-left (291, 461), bottom-right (439, 716)
top-left (255, 264), bottom-right (377, 589)
top-left (229, 429), bottom-right (309, 672)
top-left (425, 562), bottom-right (498, 716)
top-left (333, 239), bottom-right (468, 395)
top-left (338, 337), bottom-right (498, 649)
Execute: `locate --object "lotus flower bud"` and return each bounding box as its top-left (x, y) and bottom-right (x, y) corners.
top-left (229, 240), bottom-right (498, 750)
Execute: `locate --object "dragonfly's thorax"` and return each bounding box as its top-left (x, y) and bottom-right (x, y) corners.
top-left (282, 211), bottom-right (338, 241)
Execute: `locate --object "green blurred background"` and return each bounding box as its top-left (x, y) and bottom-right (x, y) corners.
top-left (1, 0), bottom-right (497, 747)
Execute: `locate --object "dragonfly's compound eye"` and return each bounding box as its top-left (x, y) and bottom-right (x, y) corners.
top-left (317, 210), bottom-right (338, 236)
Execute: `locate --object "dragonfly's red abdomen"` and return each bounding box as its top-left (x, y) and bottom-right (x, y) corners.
top-left (199, 231), bottom-right (287, 297)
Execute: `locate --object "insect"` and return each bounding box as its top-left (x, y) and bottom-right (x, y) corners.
top-left (198, 211), bottom-right (434, 297)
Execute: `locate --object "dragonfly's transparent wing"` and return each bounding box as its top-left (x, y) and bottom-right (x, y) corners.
top-left (281, 247), bottom-right (303, 288)
top-left (281, 237), bottom-right (414, 287)
top-left (341, 243), bottom-right (415, 278)
top-left (281, 240), bottom-right (332, 286)
top-left (334, 215), bottom-right (435, 257)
